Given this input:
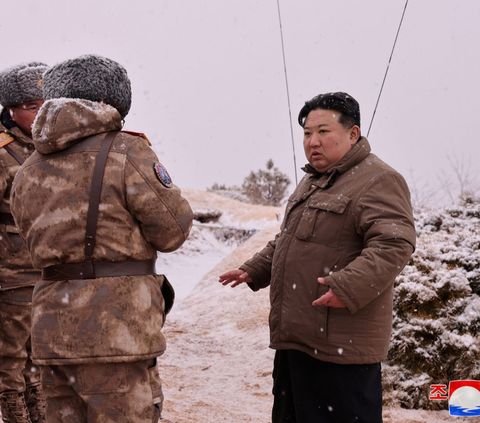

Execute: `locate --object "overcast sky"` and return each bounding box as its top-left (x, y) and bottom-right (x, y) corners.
top-left (4, 0), bottom-right (480, 205)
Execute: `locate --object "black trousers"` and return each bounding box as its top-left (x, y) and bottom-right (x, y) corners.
top-left (272, 350), bottom-right (383, 423)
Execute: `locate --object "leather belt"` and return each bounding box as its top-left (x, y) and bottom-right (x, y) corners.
top-left (41, 258), bottom-right (156, 281)
top-left (0, 212), bottom-right (15, 226)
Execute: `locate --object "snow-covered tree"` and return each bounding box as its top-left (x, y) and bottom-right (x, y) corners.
top-left (383, 196), bottom-right (480, 410)
top-left (242, 159), bottom-right (290, 206)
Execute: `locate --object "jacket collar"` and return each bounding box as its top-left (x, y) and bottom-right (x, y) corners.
top-left (302, 137), bottom-right (371, 187)
top-left (32, 98), bottom-right (123, 155)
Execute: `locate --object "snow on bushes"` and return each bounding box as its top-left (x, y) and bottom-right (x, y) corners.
top-left (384, 197), bottom-right (480, 410)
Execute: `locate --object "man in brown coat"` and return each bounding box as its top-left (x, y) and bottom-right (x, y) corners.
top-left (220, 92), bottom-right (416, 423)
top-left (0, 62), bottom-right (48, 423)
top-left (10, 55), bottom-right (193, 423)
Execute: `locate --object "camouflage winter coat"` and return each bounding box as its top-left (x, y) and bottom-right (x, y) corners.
top-left (0, 108), bottom-right (40, 290)
top-left (11, 99), bottom-right (193, 365)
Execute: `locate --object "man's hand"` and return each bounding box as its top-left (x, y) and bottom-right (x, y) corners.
top-left (312, 278), bottom-right (346, 308)
top-left (218, 270), bottom-right (252, 288)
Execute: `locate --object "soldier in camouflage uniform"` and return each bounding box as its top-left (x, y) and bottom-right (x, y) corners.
top-left (0, 62), bottom-right (48, 423)
top-left (10, 55), bottom-right (193, 423)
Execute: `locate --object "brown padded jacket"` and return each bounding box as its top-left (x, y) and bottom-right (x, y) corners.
top-left (240, 137), bottom-right (416, 364)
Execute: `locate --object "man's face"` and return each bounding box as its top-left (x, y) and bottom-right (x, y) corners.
top-left (303, 108), bottom-right (359, 173)
top-left (8, 99), bottom-right (44, 137)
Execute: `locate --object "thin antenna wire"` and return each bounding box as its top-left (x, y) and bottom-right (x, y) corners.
top-left (276, 0), bottom-right (298, 185)
top-left (367, 0), bottom-right (409, 137)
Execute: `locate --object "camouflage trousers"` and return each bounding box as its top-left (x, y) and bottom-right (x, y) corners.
top-left (0, 286), bottom-right (41, 393)
top-left (40, 358), bottom-right (163, 422)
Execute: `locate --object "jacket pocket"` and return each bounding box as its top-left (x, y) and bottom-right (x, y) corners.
top-left (0, 225), bottom-right (23, 256)
top-left (154, 274), bottom-right (175, 317)
top-left (148, 358), bottom-right (164, 413)
top-left (295, 193), bottom-right (350, 247)
top-left (78, 362), bottom-right (129, 395)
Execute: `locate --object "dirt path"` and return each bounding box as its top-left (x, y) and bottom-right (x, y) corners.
top-left (159, 227), bottom-right (275, 422)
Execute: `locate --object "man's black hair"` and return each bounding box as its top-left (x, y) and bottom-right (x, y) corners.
top-left (298, 92), bottom-right (361, 131)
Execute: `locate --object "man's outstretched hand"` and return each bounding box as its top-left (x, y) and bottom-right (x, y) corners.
top-left (218, 270), bottom-right (252, 288)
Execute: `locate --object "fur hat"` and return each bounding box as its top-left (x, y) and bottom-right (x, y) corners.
top-left (43, 54), bottom-right (132, 119)
top-left (0, 62), bottom-right (48, 107)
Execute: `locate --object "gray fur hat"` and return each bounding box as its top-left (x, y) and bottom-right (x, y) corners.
top-left (43, 54), bottom-right (132, 119)
top-left (0, 62), bottom-right (48, 107)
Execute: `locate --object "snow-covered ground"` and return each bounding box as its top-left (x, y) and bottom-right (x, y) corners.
top-left (157, 189), bottom-right (467, 423)
top-left (156, 189), bottom-right (283, 301)
top-left (1, 189), bottom-right (470, 422)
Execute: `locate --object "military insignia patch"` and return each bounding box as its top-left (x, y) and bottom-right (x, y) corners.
top-left (154, 163), bottom-right (173, 188)
top-left (0, 132), bottom-right (14, 149)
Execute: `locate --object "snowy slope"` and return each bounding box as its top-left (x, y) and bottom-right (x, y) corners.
top-left (156, 188), bottom-right (283, 300)
top-left (157, 190), bottom-right (462, 423)
top-left (2, 191), bottom-right (471, 422)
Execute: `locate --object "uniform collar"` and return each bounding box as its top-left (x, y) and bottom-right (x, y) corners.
top-left (301, 137), bottom-right (371, 188)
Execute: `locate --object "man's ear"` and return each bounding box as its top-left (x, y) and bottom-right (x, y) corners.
top-left (8, 108), bottom-right (16, 122)
top-left (349, 125), bottom-right (360, 143)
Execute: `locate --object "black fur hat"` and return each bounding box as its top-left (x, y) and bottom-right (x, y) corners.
top-left (0, 62), bottom-right (48, 107)
top-left (43, 54), bottom-right (132, 119)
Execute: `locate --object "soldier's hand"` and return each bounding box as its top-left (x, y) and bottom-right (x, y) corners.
top-left (312, 278), bottom-right (346, 308)
top-left (218, 270), bottom-right (252, 288)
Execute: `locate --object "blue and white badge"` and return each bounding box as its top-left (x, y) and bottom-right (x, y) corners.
top-left (449, 380), bottom-right (480, 416)
top-left (154, 163), bottom-right (173, 188)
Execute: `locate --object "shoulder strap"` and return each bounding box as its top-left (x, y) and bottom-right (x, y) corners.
top-left (0, 133), bottom-right (23, 165)
top-left (83, 131), bottom-right (119, 278)
top-left (0, 132), bottom-right (14, 148)
top-left (3, 145), bottom-right (24, 165)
